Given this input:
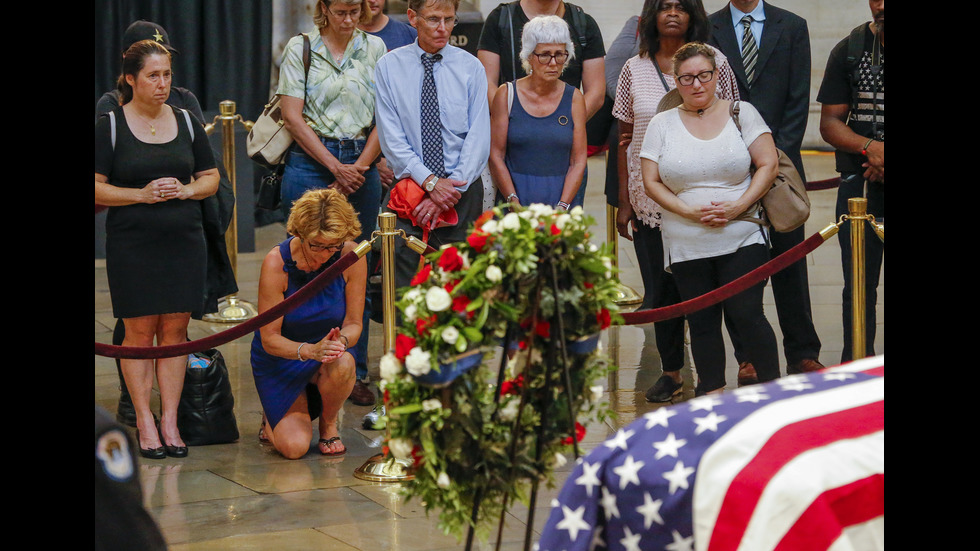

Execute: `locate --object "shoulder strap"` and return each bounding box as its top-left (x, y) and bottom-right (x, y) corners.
top-left (844, 22), bottom-right (869, 110)
top-left (302, 33), bottom-right (311, 103)
top-left (564, 2), bottom-right (589, 49)
top-left (729, 100), bottom-right (742, 133)
top-left (507, 81), bottom-right (514, 115)
top-left (498, 2), bottom-right (518, 82)
top-left (108, 110), bottom-right (117, 151)
top-left (180, 108), bottom-right (195, 141)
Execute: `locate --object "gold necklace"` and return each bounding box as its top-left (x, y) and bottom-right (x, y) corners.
top-left (133, 109), bottom-right (163, 135)
top-left (298, 240), bottom-right (318, 272)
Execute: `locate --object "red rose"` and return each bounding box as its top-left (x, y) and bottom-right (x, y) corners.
top-left (383, 389), bottom-right (390, 404)
top-left (563, 422), bottom-right (586, 444)
top-left (597, 308), bottom-right (612, 330)
top-left (437, 246), bottom-right (464, 272)
top-left (410, 263), bottom-right (431, 286)
top-left (550, 223), bottom-right (561, 236)
top-left (452, 295), bottom-right (470, 313)
top-left (416, 314), bottom-right (437, 336)
top-left (501, 374), bottom-right (524, 395)
top-left (411, 445), bottom-right (424, 467)
top-left (467, 230), bottom-right (489, 252)
top-left (535, 320), bottom-right (551, 338)
top-left (583, 281), bottom-right (594, 289)
top-left (395, 334), bottom-right (416, 360)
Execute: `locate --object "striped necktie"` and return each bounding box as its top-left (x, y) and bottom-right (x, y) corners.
top-left (420, 53), bottom-right (447, 178)
top-left (740, 15), bottom-right (758, 87)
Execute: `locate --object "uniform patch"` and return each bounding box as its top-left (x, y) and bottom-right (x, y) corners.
top-left (97, 429), bottom-right (134, 482)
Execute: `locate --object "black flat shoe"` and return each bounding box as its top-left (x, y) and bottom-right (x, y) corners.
top-left (136, 430), bottom-right (166, 460)
top-left (164, 444), bottom-right (188, 458)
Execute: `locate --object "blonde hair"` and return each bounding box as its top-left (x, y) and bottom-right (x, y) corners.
top-left (286, 188), bottom-right (362, 244)
top-left (671, 41), bottom-right (717, 75)
top-left (313, 0), bottom-right (372, 29)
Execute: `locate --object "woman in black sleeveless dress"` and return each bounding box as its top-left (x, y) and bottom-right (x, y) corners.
top-left (95, 40), bottom-right (219, 459)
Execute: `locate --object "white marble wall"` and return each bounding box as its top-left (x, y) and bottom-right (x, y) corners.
top-left (473, 0), bottom-right (874, 150)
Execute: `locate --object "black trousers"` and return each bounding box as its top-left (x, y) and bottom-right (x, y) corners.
top-left (726, 224), bottom-right (822, 366)
top-left (632, 222), bottom-right (685, 373)
top-left (836, 172), bottom-right (884, 362)
top-left (671, 244), bottom-right (779, 392)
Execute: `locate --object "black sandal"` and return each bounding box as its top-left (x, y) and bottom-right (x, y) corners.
top-left (318, 436), bottom-right (346, 456)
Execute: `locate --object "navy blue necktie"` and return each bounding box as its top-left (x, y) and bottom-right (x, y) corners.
top-left (420, 53), bottom-right (447, 179)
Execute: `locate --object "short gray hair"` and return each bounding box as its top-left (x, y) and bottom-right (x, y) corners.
top-left (519, 15), bottom-right (575, 74)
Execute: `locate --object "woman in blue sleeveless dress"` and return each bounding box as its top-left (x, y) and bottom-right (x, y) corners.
top-left (251, 189), bottom-right (367, 459)
top-left (489, 15), bottom-right (587, 211)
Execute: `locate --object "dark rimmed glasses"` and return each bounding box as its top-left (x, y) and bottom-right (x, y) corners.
top-left (532, 51), bottom-right (570, 65)
top-left (676, 69), bottom-right (714, 86)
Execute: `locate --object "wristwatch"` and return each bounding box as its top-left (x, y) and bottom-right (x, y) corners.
top-left (423, 175), bottom-right (438, 192)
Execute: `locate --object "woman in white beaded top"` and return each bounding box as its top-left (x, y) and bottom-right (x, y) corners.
top-left (639, 41), bottom-right (778, 396)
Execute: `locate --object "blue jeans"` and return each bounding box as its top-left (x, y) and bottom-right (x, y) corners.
top-left (281, 138), bottom-right (381, 381)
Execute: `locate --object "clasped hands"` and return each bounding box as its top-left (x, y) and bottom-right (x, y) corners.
top-left (144, 177), bottom-right (189, 203)
top-left (413, 177), bottom-right (467, 230)
top-left (328, 162), bottom-right (370, 195)
top-left (305, 328), bottom-right (348, 363)
top-left (691, 201), bottom-right (744, 228)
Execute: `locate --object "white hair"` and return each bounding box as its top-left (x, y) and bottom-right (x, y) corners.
top-left (519, 15), bottom-right (576, 74)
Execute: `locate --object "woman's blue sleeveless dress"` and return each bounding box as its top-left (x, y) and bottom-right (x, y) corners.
top-left (505, 83), bottom-right (582, 207)
top-left (250, 237), bottom-right (355, 429)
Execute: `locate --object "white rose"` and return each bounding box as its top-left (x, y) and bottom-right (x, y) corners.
top-left (552, 452), bottom-right (567, 469)
top-left (404, 288), bottom-right (421, 303)
top-left (422, 398), bottom-right (442, 412)
top-left (379, 353), bottom-right (403, 382)
top-left (554, 213), bottom-right (571, 231)
top-left (388, 437), bottom-right (414, 460)
top-left (485, 265), bottom-right (503, 283)
top-left (441, 326), bottom-right (459, 345)
top-left (502, 211), bottom-right (521, 230)
top-left (404, 304), bottom-right (418, 322)
top-left (570, 205), bottom-right (584, 217)
top-left (589, 385), bottom-right (604, 403)
top-left (481, 219), bottom-right (499, 234)
top-left (499, 398), bottom-right (521, 422)
top-left (425, 286), bottom-right (452, 312)
top-left (437, 471), bottom-right (451, 489)
top-left (405, 347), bottom-right (432, 376)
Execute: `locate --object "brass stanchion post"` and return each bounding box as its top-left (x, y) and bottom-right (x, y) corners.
top-left (848, 197), bottom-right (868, 360)
top-left (204, 100), bottom-right (258, 323)
top-left (354, 212), bottom-right (414, 482)
top-left (606, 203), bottom-right (643, 307)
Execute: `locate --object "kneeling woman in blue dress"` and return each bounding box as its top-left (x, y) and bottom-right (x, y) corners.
top-left (251, 188), bottom-right (367, 458)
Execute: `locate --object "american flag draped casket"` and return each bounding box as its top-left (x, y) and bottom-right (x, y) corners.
top-left (536, 355), bottom-right (884, 551)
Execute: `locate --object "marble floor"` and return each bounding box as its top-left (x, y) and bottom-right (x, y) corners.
top-left (94, 152), bottom-right (883, 550)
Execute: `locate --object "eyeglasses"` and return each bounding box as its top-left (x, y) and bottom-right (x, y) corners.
top-left (327, 6), bottom-right (361, 20)
top-left (532, 51), bottom-right (569, 64)
top-left (676, 69), bottom-right (714, 86)
top-left (306, 240), bottom-right (343, 253)
top-left (418, 15), bottom-right (458, 29)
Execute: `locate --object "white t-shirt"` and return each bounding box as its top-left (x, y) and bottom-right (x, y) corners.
top-left (638, 101), bottom-right (770, 267)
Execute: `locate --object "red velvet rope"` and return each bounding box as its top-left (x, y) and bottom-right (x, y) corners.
top-left (94, 251), bottom-right (358, 360)
top-left (621, 230), bottom-right (828, 326)
top-left (806, 177), bottom-right (841, 191)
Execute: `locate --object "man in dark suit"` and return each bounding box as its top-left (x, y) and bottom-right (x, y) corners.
top-left (708, 0), bottom-right (823, 381)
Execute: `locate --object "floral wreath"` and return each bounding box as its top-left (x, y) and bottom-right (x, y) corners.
top-left (379, 204), bottom-right (621, 541)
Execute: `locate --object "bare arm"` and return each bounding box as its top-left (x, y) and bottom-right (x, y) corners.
top-left (559, 89), bottom-right (588, 206)
top-left (478, 50), bottom-right (502, 109)
top-left (580, 57), bottom-right (606, 121)
top-left (615, 120), bottom-right (635, 240)
top-left (488, 83), bottom-right (518, 204)
top-left (820, 103), bottom-right (884, 182)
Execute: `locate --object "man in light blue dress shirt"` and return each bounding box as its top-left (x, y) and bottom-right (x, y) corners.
top-left (374, 0), bottom-right (491, 288)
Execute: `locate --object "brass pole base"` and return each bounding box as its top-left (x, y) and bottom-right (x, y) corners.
top-left (202, 295), bottom-right (258, 323)
top-left (352, 453), bottom-right (415, 482)
top-left (612, 283), bottom-right (643, 307)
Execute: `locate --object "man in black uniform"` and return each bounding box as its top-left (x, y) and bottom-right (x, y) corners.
top-left (817, 0), bottom-right (884, 361)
